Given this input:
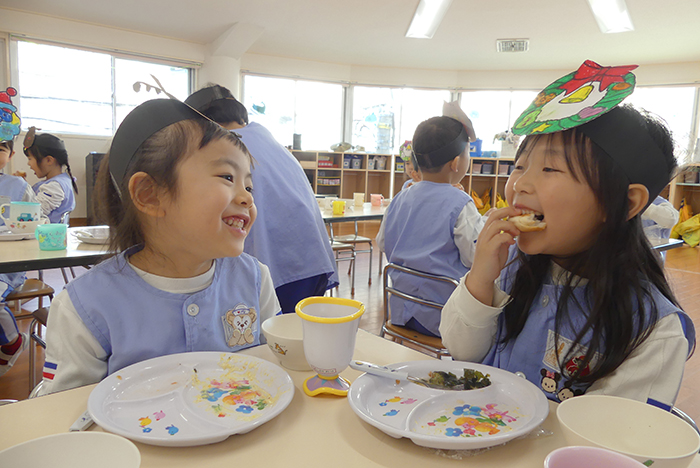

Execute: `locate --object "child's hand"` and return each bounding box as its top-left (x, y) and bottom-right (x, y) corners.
top-left (13, 171), bottom-right (27, 179)
top-left (452, 183), bottom-right (465, 191)
top-left (466, 206), bottom-right (521, 305)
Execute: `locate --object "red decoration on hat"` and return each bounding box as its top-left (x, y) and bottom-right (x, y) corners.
top-left (559, 61), bottom-right (638, 95)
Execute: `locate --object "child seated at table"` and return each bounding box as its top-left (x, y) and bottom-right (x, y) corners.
top-left (376, 112), bottom-right (484, 338)
top-left (0, 88), bottom-right (35, 377)
top-left (440, 61), bottom-right (695, 409)
top-left (642, 195), bottom-right (679, 259)
top-left (37, 98), bottom-right (280, 395)
top-left (22, 129), bottom-right (77, 223)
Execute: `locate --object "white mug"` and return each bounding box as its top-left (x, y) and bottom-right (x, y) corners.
top-left (0, 201), bottom-right (41, 223)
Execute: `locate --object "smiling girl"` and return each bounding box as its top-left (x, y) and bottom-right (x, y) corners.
top-left (37, 99), bottom-right (280, 395)
top-left (440, 62), bottom-right (694, 410)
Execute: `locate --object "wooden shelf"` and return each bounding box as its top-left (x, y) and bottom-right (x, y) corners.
top-left (669, 162), bottom-right (700, 214)
top-left (291, 150), bottom-right (397, 201)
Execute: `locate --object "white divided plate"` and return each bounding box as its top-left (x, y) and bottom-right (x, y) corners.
top-left (348, 360), bottom-right (549, 450)
top-left (73, 226), bottom-right (109, 244)
top-left (0, 232), bottom-right (32, 241)
top-left (88, 352), bottom-right (294, 447)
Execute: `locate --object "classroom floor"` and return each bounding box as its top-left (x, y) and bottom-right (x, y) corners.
top-left (2, 220), bottom-right (699, 427)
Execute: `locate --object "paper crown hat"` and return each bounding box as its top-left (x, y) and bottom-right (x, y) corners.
top-left (108, 99), bottom-right (203, 188)
top-left (184, 85), bottom-right (234, 111)
top-left (511, 60), bottom-right (670, 207)
top-left (0, 87), bottom-right (21, 142)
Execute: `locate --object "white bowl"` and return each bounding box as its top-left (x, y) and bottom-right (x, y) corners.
top-left (545, 446), bottom-right (646, 468)
top-left (0, 432), bottom-right (140, 467)
top-left (6, 218), bottom-right (46, 235)
top-left (557, 395), bottom-right (700, 468)
top-left (261, 313), bottom-right (311, 371)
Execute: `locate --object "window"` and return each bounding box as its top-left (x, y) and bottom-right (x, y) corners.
top-left (352, 87), bottom-right (450, 153)
top-left (624, 86), bottom-right (697, 162)
top-left (242, 75), bottom-right (343, 150)
top-left (15, 40), bottom-right (192, 136)
top-left (460, 90), bottom-right (538, 152)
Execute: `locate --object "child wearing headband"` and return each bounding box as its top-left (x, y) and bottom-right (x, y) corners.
top-left (185, 85), bottom-right (338, 313)
top-left (37, 99), bottom-right (280, 395)
top-left (441, 61), bottom-right (695, 409)
top-left (23, 129), bottom-right (77, 223)
top-left (376, 110), bottom-right (484, 337)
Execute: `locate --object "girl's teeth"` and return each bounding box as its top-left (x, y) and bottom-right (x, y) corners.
top-left (225, 218), bottom-right (245, 229)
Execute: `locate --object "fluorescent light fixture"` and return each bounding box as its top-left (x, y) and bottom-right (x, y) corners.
top-left (586, 0), bottom-right (635, 33)
top-left (406, 0), bottom-right (453, 39)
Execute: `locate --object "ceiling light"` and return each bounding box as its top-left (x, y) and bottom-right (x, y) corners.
top-left (586, 0), bottom-right (634, 33)
top-left (406, 0), bottom-right (453, 39)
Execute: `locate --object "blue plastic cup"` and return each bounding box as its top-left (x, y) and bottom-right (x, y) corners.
top-left (36, 224), bottom-right (67, 251)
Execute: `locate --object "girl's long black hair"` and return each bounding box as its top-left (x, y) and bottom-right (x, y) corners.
top-left (501, 105), bottom-right (682, 385)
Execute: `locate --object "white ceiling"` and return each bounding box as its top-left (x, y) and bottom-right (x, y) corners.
top-left (4, 0), bottom-right (700, 71)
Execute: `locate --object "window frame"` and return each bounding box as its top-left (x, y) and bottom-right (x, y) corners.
top-left (9, 36), bottom-right (196, 137)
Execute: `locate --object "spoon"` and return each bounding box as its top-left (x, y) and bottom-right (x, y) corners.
top-left (349, 360), bottom-right (454, 390)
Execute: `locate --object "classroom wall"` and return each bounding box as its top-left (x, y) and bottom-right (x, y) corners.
top-left (1, 8), bottom-right (699, 217)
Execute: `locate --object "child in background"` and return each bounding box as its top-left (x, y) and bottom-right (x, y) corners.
top-left (401, 152), bottom-right (423, 190)
top-left (37, 98), bottom-right (280, 395)
top-left (23, 129), bottom-right (77, 223)
top-left (441, 61), bottom-right (694, 409)
top-left (0, 87), bottom-right (35, 377)
top-left (642, 195), bottom-right (679, 244)
top-left (185, 85), bottom-right (338, 313)
top-left (376, 111), bottom-right (484, 337)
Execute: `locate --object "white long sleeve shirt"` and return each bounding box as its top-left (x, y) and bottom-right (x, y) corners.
top-left (440, 269), bottom-right (689, 407)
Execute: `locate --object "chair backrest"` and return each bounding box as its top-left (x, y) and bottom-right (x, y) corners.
top-left (59, 210), bottom-right (71, 225)
top-left (382, 262), bottom-right (459, 327)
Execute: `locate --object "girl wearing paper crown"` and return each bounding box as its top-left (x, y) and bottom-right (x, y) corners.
top-left (441, 61), bottom-right (694, 409)
top-left (37, 95), bottom-right (280, 395)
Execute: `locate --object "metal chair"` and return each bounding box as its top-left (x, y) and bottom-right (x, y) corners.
top-left (671, 406), bottom-right (700, 438)
top-left (329, 220), bottom-right (374, 284)
top-left (28, 307), bottom-right (49, 391)
top-left (331, 240), bottom-right (356, 296)
top-left (4, 278), bottom-right (54, 320)
top-left (381, 262), bottom-right (459, 358)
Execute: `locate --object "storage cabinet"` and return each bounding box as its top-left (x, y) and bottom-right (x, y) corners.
top-left (291, 150), bottom-right (395, 201)
top-left (392, 155), bottom-right (515, 200)
top-left (669, 162), bottom-right (700, 214)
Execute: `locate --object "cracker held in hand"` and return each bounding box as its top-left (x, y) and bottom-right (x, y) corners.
top-left (510, 212), bottom-right (546, 232)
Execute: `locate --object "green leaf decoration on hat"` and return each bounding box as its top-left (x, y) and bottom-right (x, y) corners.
top-left (512, 60), bottom-right (638, 136)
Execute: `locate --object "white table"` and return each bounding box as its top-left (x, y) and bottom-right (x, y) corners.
top-left (1, 331), bottom-right (697, 467)
top-left (0, 227), bottom-right (111, 273)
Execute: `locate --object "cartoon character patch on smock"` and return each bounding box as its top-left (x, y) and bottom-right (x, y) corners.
top-left (222, 303), bottom-right (257, 347)
top-left (557, 380), bottom-right (584, 401)
top-left (512, 60), bottom-right (637, 136)
top-left (0, 87), bottom-right (21, 142)
top-left (540, 369), bottom-right (561, 393)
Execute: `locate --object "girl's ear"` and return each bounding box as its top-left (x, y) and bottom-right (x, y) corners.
top-left (128, 171), bottom-right (166, 218)
top-left (627, 183), bottom-right (650, 220)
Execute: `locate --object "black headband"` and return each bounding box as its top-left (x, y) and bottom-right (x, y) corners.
top-left (24, 130), bottom-right (66, 156)
top-left (108, 99), bottom-right (203, 190)
top-left (419, 122), bottom-right (470, 167)
top-left (184, 86), bottom-right (233, 111)
top-left (578, 107), bottom-right (670, 208)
